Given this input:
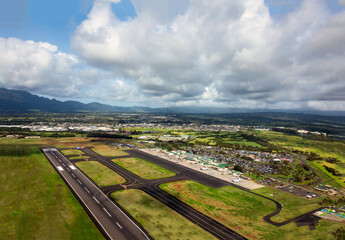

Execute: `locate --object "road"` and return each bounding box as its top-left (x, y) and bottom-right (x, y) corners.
top-left (42, 148), bottom-right (151, 240)
top-left (292, 154), bottom-right (323, 185)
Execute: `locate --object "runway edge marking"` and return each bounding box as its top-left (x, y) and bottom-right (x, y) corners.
top-left (42, 149), bottom-right (114, 240)
top-left (57, 148), bottom-right (151, 240)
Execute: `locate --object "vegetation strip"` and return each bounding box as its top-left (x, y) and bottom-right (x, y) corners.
top-left (92, 146), bottom-right (129, 157)
top-left (0, 143), bottom-right (104, 239)
top-left (160, 180), bottom-right (344, 240)
top-left (111, 189), bottom-right (216, 240)
top-left (75, 161), bottom-right (125, 186)
top-left (112, 157), bottom-right (175, 179)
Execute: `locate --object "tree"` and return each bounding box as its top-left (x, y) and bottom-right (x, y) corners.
top-left (233, 165), bottom-right (243, 172)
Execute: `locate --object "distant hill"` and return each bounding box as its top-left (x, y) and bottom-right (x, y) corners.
top-left (0, 88), bottom-right (344, 116)
top-left (0, 88), bottom-right (166, 113)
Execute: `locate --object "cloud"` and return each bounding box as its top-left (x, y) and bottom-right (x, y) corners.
top-left (339, 0), bottom-right (345, 6)
top-left (0, 37), bottom-right (102, 99)
top-left (3, 0), bottom-right (342, 111)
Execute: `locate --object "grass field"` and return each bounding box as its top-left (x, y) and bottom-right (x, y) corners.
top-left (61, 149), bottom-right (84, 155)
top-left (69, 155), bottom-right (91, 160)
top-left (257, 131), bottom-right (345, 187)
top-left (0, 137), bottom-right (111, 150)
top-left (160, 130), bottom-right (264, 148)
top-left (111, 189), bottom-right (216, 240)
top-left (252, 187), bottom-right (322, 222)
top-left (112, 158), bottom-right (175, 179)
top-left (257, 131), bottom-right (345, 160)
top-left (92, 145), bottom-right (129, 157)
top-left (75, 161), bottom-right (125, 186)
top-left (225, 141), bottom-right (262, 147)
top-left (160, 180), bottom-right (343, 240)
top-left (0, 144), bottom-right (104, 239)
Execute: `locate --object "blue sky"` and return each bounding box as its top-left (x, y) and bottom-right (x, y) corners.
top-left (0, 0), bottom-right (345, 111)
top-left (0, 0), bottom-right (137, 51)
top-left (1, 0), bottom-right (344, 52)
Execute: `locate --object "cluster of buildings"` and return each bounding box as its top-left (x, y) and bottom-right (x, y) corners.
top-left (138, 134), bottom-right (190, 142)
top-left (314, 184), bottom-right (339, 196)
top-left (5, 134), bottom-right (40, 139)
top-left (235, 150), bottom-right (295, 163)
top-left (121, 123), bottom-right (243, 132)
top-left (181, 146), bottom-right (295, 175)
top-left (0, 123), bottom-right (117, 132)
top-left (160, 149), bottom-right (243, 176)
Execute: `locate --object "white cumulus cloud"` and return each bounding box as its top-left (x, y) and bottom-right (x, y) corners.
top-left (0, 37), bottom-right (105, 99)
top-left (71, 0), bottom-right (345, 110)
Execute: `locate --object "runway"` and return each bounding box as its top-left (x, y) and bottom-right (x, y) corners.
top-left (49, 145), bottom-right (326, 239)
top-left (41, 148), bottom-right (151, 240)
top-left (81, 147), bottom-right (247, 240)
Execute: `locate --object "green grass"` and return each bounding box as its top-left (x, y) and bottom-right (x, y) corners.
top-left (160, 180), bottom-right (343, 240)
top-left (257, 131), bottom-right (345, 161)
top-left (225, 141), bottom-right (262, 147)
top-left (112, 158), bottom-right (175, 179)
top-left (0, 144), bottom-right (104, 239)
top-left (111, 189), bottom-right (216, 240)
top-left (60, 149), bottom-right (84, 155)
top-left (257, 131), bottom-right (345, 187)
top-left (92, 145), bottom-right (129, 157)
top-left (75, 161), bottom-right (125, 186)
top-left (69, 155), bottom-right (91, 160)
top-left (252, 187), bottom-right (322, 222)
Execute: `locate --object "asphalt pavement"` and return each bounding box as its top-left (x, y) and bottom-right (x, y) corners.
top-left (42, 148), bottom-right (151, 240)
top-left (44, 146), bottom-right (321, 240)
top-left (81, 147), bottom-right (247, 240)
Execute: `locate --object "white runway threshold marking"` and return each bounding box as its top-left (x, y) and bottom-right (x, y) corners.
top-left (103, 208), bottom-right (112, 217)
top-left (116, 222), bottom-right (123, 229)
top-left (93, 196), bottom-right (100, 204)
top-left (69, 165), bottom-right (77, 170)
top-left (57, 166), bottom-right (64, 171)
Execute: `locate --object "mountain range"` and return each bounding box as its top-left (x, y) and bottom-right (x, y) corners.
top-left (0, 87), bottom-right (344, 116)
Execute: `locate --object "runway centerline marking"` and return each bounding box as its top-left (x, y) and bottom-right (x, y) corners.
top-left (49, 148), bottom-right (151, 240)
top-left (116, 222), bottom-right (123, 229)
top-left (93, 196), bottom-right (100, 204)
top-left (103, 208), bottom-right (112, 217)
top-left (77, 179), bottom-right (82, 185)
top-left (84, 187), bottom-right (90, 193)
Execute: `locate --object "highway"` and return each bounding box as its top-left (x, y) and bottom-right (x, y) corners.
top-left (42, 148), bottom-right (151, 240)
